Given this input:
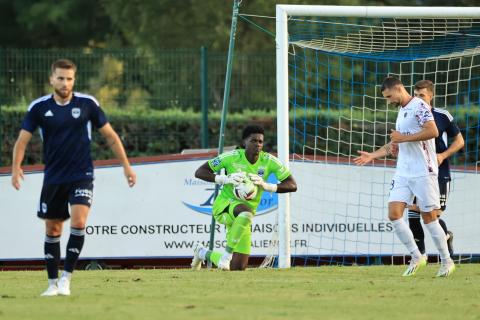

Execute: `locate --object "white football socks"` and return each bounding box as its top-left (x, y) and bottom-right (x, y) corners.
top-left (61, 271), bottom-right (72, 280)
top-left (48, 278), bottom-right (58, 286)
top-left (392, 219), bottom-right (422, 260)
top-left (425, 220), bottom-right (451, 263)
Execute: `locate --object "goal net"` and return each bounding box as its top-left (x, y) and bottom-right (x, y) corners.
top-left (272, 5), bottom-right (480, 268)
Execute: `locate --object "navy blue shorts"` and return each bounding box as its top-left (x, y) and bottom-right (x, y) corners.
top-left (37, 180), bottom-right (94, 220)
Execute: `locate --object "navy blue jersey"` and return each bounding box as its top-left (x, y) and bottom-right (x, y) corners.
top-left (432, 107), bottom-right (461, 182)
top-left (21, 92), bottom-right (108, 185)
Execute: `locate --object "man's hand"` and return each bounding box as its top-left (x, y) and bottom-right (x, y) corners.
top-left (248, 173), bottom-right (277, 192)
top-left (390, 129), bottom-right (405, 143)
top-left (354, 151), bottom-right (375, 166)
top-left (437, 153), bottom-right (446, 166)
top-left (11, 167), bottom-right (24, 190)
top-left (124, 166), bottom-right (136, 187)
top-left (215, 172), bottom-right (245, 186)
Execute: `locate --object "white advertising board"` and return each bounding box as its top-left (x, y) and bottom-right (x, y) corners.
top-left (0, 159), bottom-right (478, 260)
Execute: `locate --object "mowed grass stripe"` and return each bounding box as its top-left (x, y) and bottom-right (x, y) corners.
top-left (0, 265), bottom-right (479, 320)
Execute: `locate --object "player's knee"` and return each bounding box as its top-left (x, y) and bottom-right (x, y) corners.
top-left (230, 260), bottom-right (247, 271)
top-left (45, 221), bottom-right (63, 236)
top-left (421, 212), bottom-right (436, 224)
top-left (238, 211), bottom-right (254, 221)
top-left (233, 204), bottom-right (252, 217)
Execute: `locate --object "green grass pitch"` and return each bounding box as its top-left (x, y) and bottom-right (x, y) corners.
top-left (0, 264), bottom-right (479, 320)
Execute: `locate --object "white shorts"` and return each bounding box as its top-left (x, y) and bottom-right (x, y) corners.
top-left (388, 175), bottom-right (440, 212)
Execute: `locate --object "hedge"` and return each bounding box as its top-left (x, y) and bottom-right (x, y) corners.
top-left (1, 106), bottom-right (478, 167)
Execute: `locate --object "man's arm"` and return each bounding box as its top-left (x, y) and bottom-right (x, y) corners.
top-left (390, 120), bottom-right (438, 143)
top-left (437, 133), bottom-right (465, 166)
top-left (11, 129), bottom-right (33, 190)
top-left (195, 161), bottom-right (216, 183)
top-left (275, 175), bottom-right (297, 193)
top-left (353, 142), bottom-right (392, 166)
top-left (98, 123), bottom-right (136, 187)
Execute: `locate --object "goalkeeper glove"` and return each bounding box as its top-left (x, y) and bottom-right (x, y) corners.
top-left (248, 173), bottom-right (277, 193)
top-left (215, 172), bottom-right (245, 186)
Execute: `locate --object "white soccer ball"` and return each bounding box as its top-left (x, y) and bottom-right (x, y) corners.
top-left (233, 178), bottom-right (258, 201)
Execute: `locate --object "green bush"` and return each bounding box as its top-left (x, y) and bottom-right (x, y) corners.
top-left (0, 107), bottom-right (280, 167)
top-left (1, 106), bottom-right (478, 167)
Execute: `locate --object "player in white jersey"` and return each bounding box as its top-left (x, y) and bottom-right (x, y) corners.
top-left (393, 96), bottom-right (437, 179)
top-left (354, 77), bottom-right (455, 277)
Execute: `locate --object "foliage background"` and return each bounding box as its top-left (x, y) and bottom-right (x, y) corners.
top-left (1, 0), bottom-right (479, 166)
top-left (1, 0), bottom-right (477, 50)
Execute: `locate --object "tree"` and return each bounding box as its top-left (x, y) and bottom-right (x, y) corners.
top-left (0, 0), bottom-right (113, 48)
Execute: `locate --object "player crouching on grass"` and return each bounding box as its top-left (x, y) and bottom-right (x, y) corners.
top-left (191, 124), bottom-right (297, 271)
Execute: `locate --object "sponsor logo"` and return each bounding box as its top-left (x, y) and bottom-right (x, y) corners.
top-left (72, 108), bottom-right (81, 119)
top-left (182, 174), bottom-right (278, 216)
top-left (45, 253), bottom-right (54, 259)
top-left (424, 204), bottom-right (436, 210)
top-left (41, 202), bottom-right (47, 213)
top-left (44, 110), bottom-right (54, 117)
top-left (74, 188), bottom-right (93, 199)
top-left (211, 158), bottom-right (221, 167)
top-left (68, 248), bottom-right (80, 254)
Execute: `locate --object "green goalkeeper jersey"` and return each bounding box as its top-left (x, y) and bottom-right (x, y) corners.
top-left (208, 149), bottom-right (291, 211)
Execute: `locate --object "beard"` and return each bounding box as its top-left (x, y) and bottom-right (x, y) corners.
top-left (390, 100), bottom-right (401, 107)
top-left (54, 88), bottom-right (72, 99)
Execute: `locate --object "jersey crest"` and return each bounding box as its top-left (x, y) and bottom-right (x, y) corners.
top-left (71, 108), bottom-right (81, 118)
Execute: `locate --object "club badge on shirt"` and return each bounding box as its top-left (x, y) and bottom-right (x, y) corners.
top-left (72, 108), bottom-right (81, 119)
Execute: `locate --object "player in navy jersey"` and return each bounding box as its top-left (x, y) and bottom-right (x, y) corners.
top-left (11, 59), bottom-right (136, 296)
top-left (354, 77), bottom-right (454, 277)
top-left (406, 80), bottom-right (464, 260)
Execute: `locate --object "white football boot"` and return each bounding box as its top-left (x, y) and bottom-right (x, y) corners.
top-left (402, 255), bottom-right (427, 277)
top-left (191, 243), bottom-right (206, 271)
top-left (217, 253), bottom-right (232, 271)
top-left (436, 260), bottom-right (456, 277)
top-left (57, 276), bottom-right (71, 296)
top-left (40, 284), bottom-right (59, 297)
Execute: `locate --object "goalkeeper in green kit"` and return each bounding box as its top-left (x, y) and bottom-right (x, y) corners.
top-left (192, 125), bottom-right (297, 271)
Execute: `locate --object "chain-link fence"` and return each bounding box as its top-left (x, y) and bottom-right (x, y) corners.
top-left (0, 48), bottom-right (278, 167)
top-left (0, 48), bottom-right (276, 111)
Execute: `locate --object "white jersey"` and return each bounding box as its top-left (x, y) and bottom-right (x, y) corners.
top-left (395, 97), bottom-right (438, 178)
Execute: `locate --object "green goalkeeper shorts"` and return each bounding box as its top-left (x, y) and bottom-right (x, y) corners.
top-left (212, 198), bottom-right (252, 255)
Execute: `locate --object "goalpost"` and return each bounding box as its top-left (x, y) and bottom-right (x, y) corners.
top-left (275, 5), bottom-right (480, 268)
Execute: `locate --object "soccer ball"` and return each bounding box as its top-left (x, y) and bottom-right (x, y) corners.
top-left (233, 178), bottom-right (258, 201)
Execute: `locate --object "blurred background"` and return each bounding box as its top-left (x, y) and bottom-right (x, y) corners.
top-left (1, 0), bottom-right (477, 166)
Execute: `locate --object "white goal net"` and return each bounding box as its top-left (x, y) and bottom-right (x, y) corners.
top-left (272, 5), bottom-right (480, 268)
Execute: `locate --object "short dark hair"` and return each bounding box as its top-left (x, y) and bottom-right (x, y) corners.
top-left (381, 76), bottom-right (403, 92)
top-left (242, 124), bottom-right (264, 140)
top-left (414, 79), bottom-right (434, 94)
top-left (51, 59), bottom-right (77, 74)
